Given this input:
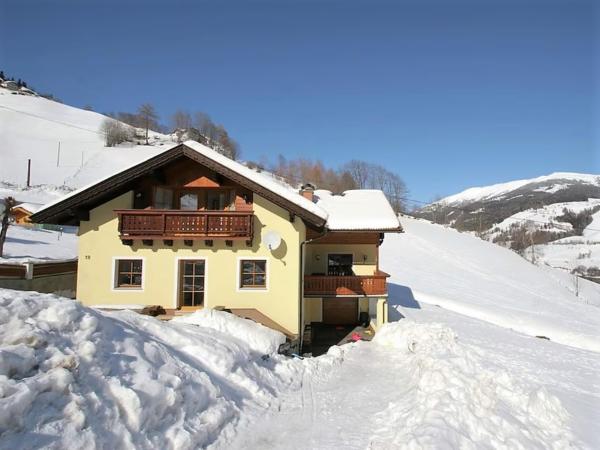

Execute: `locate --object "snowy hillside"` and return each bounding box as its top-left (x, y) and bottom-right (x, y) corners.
top-left (0, 86), bottom-right (173, 187)
top-left (381, 216), bottom-right (600, 351)
top-left (415, 172), bottom-right (600, 277)
top-left (486, 200), bottom-right (600, 276)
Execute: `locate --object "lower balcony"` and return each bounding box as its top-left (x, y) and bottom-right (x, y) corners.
top-left (115, 209), bottom-right (254, 241)
top-left (304, 271), bottom-right (390, 297)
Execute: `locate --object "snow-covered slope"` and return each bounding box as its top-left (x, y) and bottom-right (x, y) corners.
top-left (0, 87), bottom-right (172, 187)
top-left (0, 225), bottom-right (77, 264)
top-left (486, 200), bottom-right (600, 274)
top-left (381, 216), bottom-right (600, 351)
top-left (415, 172), bottom-right (600, 276)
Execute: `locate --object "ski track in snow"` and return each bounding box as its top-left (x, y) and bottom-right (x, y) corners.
top-left (220, 320), bottom-right (584, 450)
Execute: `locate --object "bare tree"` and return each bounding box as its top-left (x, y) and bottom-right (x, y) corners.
top-left (101, 118), bottom-right (133, 147)
top-left (171, 109), bottom-right (192, 131)
top-left (194, 112), bottom-right (215, 139)
top-left (0, 197), bottom-right (17, 257)
top-left (137, 103), bottom-right (158, 145)
top-left (344, 160), bottom-right (370, 188)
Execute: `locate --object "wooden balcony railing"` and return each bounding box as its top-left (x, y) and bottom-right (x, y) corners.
top-left (304, 271), bottom-right (390, 296)
top-left (115, 210), bottom-right (254, 240)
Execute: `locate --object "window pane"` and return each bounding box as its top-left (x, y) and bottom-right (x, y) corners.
top-left (183, 278), bottom-right (194, 291)
top-left (242, 261), bottom-right (254, 273)
top-left (194, 276), bottom-right (205, 291)
top-left (194, 261), bottom-right (205, 275)
top-left (154, 187), bottom-right (173, 209)
top-left (118, 273), bottom-right (131, 286)
top-left (179, 193), bottom-right (198, 210)
top-left (254, 261), bottom-right (266, 274)
top-left (254, 274), bottom-right (266, 286)
top-left (194, 291), bottom-right (204, 306)
top-left (118, 260), bottom-right (130, 273)
top-left (132, 274), bottom-right (143, 286)
top-left (184, 262), bottom-right (194, 276)
top-left (183, 292), bottom-right (193, 306)
top-left (131, 260), bottom-right (143, 272)
top-left (242, 274), bottom-right (254, 286)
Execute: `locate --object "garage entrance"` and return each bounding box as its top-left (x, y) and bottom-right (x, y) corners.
top-left (322, 297), bottom-right (358, 325)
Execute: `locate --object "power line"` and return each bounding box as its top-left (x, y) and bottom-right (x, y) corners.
top-left (0, 104), bottom-right (105, 136)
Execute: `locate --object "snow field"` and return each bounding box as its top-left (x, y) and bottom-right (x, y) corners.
top-left (0, 224), bottom-right (78, 264)
top-left (0, 290), bottom-right (296, 450)
top-left (370, 321), bottom-right (575, 449)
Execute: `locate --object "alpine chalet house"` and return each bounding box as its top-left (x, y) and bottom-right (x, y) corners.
top-left (31, 141), bottom-right (402, 342)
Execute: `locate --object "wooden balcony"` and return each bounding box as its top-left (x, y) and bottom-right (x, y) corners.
top-left (304, 271), bottom-right (390, 297)
top-left (115, 210), bottom-right (254, 241)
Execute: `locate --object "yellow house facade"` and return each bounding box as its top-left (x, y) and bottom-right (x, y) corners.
top-left (32, 141), bottom-right (402, 342)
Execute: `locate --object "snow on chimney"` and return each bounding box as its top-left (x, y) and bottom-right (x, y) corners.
top-left (300, 183), bottom-right (316, 202)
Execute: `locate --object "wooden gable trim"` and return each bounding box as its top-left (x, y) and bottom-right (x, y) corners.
top-left (180, 146), bottom-right (326, 227)
top-left (31, 144), bottom-right (326, 228)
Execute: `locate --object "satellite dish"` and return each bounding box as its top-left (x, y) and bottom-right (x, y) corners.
top-left (263, 230), bottom-right (282, 251)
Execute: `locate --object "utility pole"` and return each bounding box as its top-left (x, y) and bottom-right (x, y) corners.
top-left (26, 159), bottom-right (31, 187)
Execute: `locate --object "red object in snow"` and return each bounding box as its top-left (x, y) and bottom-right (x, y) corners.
top-left (351, 332), bottom-right (362, 341)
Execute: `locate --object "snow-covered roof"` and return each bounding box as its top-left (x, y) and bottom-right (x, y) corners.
top-left (182, 141), bottom-right (327, 221)
top-left (15, 202), bottom-right (43, 213)
top-left (315, 189), bottom-right (402, 231)
top-left (34, 141), bottom-right (401, 232)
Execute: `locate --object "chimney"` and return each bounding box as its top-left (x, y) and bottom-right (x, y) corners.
top-left (300, 183), bottom-right (316, 202)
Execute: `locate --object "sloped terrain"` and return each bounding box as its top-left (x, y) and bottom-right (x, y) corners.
top-left (0, 87), bottom-right (172, 188)
top-left (380, 216), bottom-right (600, 350)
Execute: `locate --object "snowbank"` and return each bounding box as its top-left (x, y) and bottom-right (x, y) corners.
top-left (0, 289), bottom-right (298, 450)
top-left (172, 309), bottom-right (286, 355)
top-left (371, 320), bottom-right (577, 449)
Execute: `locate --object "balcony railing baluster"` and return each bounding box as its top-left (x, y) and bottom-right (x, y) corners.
top-left (115, 210), bottom-right (254, 241)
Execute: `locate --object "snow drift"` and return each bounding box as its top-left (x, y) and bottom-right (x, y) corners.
top-left (0, 290), bottom-right (296, 450)
top-left (172, 309), bottom-right (286, 355)
top-left (370, 320), bottom-right (576, 449)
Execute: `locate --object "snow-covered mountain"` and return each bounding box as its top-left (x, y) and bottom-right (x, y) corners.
top-left (415, 173), bottom-right (600, 278)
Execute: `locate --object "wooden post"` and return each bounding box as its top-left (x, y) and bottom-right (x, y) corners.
top-left (26, 159), bottom-right (31, 187)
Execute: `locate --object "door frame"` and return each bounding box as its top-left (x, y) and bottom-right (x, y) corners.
top-left (173, 257), bottom-right (208, 309)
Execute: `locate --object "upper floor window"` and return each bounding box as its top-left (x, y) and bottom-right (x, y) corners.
top-left (240, 259), bottom-right (267, 289)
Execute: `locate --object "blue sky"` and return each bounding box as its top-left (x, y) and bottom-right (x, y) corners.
top-left (1, 0), bottom-right (597, 202)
